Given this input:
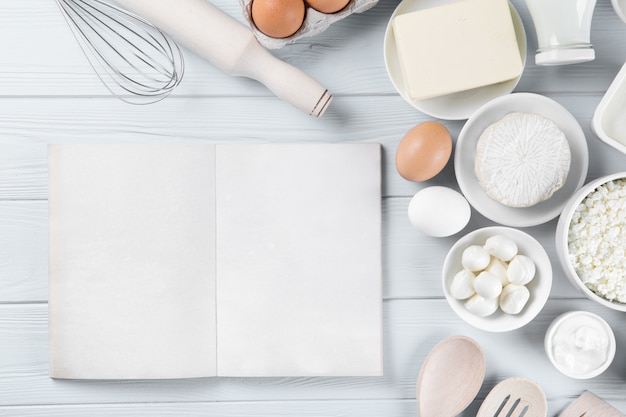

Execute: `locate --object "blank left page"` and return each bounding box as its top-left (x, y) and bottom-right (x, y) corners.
top-left (49, 144), bottom-right (217, 379)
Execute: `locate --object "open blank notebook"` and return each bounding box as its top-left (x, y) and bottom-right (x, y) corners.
top-left (48, 143), bottom-right (382, 379)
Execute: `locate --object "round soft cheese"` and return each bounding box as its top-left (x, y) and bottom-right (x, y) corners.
top-left (475, 112), bottom-right (571, 208)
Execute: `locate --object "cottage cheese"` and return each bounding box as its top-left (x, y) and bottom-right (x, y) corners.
top-left (475, 112), bottom-right (571, 208)
top-left (568, 179), bottom-right (626, 303)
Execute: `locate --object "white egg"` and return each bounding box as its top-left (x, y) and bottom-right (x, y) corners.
top-left (474, 271), bottom-right (503, 299)
top-left (484, 234), bottom-right (518, 261)
top-left (407, 187), bottom-right (471, 237)
top-left (465, 293), bottom-right (499, 317)
top-left (499, 284), bottom-right (530, 314)
top-left (461, 245), bottom-right (490, 271)
top-left (450, 269), bottom-right (475, 300)
top-left (508, 255), bottom-right (536, 285)
top-left (485, 256), bottom-right (509, 286)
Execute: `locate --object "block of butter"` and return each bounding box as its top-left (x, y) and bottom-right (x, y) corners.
top-left (392, 0), bottom-right (523, 101)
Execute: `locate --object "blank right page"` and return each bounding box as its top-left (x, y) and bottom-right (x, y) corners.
top-left (215, 143), bottom-right (382, 377)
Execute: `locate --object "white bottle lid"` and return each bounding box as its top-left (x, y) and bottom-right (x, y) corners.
top-left (535, 48), bottom-right (595, 66)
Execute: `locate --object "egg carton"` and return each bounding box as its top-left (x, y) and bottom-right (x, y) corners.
top-left (239, 0), bottom-right (379, 49)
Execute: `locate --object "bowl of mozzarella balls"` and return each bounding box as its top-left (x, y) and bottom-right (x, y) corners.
top-left (556, 172), bottom-right (626, 312)
top-left (442, 226), bottom-right (552, 332)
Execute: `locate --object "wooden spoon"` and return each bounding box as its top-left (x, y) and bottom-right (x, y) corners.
top-left (417, 335), bottom-right (486, 417)
top-left (476, 377), bottom-right (547, 417)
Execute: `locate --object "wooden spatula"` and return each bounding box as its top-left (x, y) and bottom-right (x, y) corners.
top-left (559, 391), bottom-right (625, 417)
top-left (476, 377), bottom-right (547, 417)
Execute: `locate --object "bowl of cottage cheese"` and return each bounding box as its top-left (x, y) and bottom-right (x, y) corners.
top-left (556, 172), bottom-right (626, 311)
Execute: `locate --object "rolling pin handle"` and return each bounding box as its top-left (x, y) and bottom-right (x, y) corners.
top-left (235, 37), bottom-right (333, 117)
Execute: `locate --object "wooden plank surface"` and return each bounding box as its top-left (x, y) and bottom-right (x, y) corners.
top-left (2, 397), bottom-right (626, 417)
top-left (0, 94), bottom-right (624, 202)
top-left (1, 300), bottom-right (626, 411)
top-left (1, 0), bottom-right (626, 97)
top-left (2, 0), bottom-right (626, 415)
top-left (0, 196), bottom-right (590, 303)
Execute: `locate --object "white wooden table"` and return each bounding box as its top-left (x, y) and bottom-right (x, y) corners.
top-left (1, 0), bottom-right (626, 415)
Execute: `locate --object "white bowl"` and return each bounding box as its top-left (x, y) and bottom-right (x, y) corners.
top-left (383, 0), bottom-right (526, 120)
top-left (592, 62), bottom-right (626, 156)
top-left (545, 311), bottom-right (616, 379)
top-left (555, 172), bottom-right (626, 312)
top-left (442, 226), bottom-right (552, 332)
top-left (455, 93), bottom-right (589, 227)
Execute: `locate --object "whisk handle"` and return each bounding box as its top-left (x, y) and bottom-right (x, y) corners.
top-left (113, 0), bottom-right (332, 117)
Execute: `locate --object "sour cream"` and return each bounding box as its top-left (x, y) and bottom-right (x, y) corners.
top-left (545, 311), bottom-right (616, 379)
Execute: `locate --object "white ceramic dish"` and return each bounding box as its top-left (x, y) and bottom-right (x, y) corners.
top-left (383, 0), bottom-right (526, 120)
top-left (545, 311), bottom-right (616, 379)
top-left (555, 172), bottom-right (626, 312)
top-left (592, 62), bottom-right (626, 155)
top-left (455, 93), bottom-right (589, 227)
top-left (442, 226), bottom-right (552, 332)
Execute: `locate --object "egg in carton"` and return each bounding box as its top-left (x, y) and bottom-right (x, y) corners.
top-left (239, 0), bottom-right (379, 49)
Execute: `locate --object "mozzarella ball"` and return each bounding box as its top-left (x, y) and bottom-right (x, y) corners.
top-left (485, 256), bottom-right (509, 286)
top-left (461, 245), bottom-right (490, 271)
top-left (484, 235), bottom-right (518, 261)
top-left (508, 255), bottom-right (536, 285)
top-left (474, 271), bottom-right (503, 299)
top-left (450, 269), bottom-right (476, 300)
top-left (499, 284), bottom-right (530, 314)
top-left (465, 294), bottom-right (499, 317)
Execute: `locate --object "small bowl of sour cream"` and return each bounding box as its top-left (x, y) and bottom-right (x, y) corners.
top-left (545, 311), bottom-right (616, 379)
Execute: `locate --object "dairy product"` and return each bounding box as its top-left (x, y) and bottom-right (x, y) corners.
top-left (525, 0), bottom-right (596, 65)
top-left (485, 257), bottom-right (509, 286)
top-left (568, 179), bottom-right (626, 303)
top-left (465, 294), bottom-right (499, 317)
top-left (450, 269), bottom-right (476, 300)
top-left (462, 245), bottom-right (490, 271)
top-left (450, 234), bottom-right (535, 317)
top-left (475, 112), bottom-right (571, 208)
top-left (499, 284), bottom-right (530, 315)
top-left (484, 235), bottom-right (518, 262)
top-left (474, 271), bottom-right (503, 299)
top-left (391, 0), bottom-right (522, 101)
top-left (507, 255), bottom-right (536, 285)
top-left (546, 311), bottom-right (615, 379)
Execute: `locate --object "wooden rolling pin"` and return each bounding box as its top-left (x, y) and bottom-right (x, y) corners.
top-left (114, 0), bottom-right (332, 117)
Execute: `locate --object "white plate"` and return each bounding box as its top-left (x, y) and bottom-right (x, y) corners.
top-left (455, 93), bottom-right (589, 227)
top-left (442, 227), bottom-right (552, 332)
top-left (383, 0), bottom-right (527, 120)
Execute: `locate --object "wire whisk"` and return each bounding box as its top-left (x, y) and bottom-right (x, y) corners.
top-left (56, 0), bottom-right (184, 104)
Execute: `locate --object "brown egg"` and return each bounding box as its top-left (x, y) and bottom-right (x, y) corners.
top-left (306, 0), bottom-right (351, 14)
top-left (251, 0), bottom-right (306, 39)
top-left (395, 121), bottom-right (452, 182)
